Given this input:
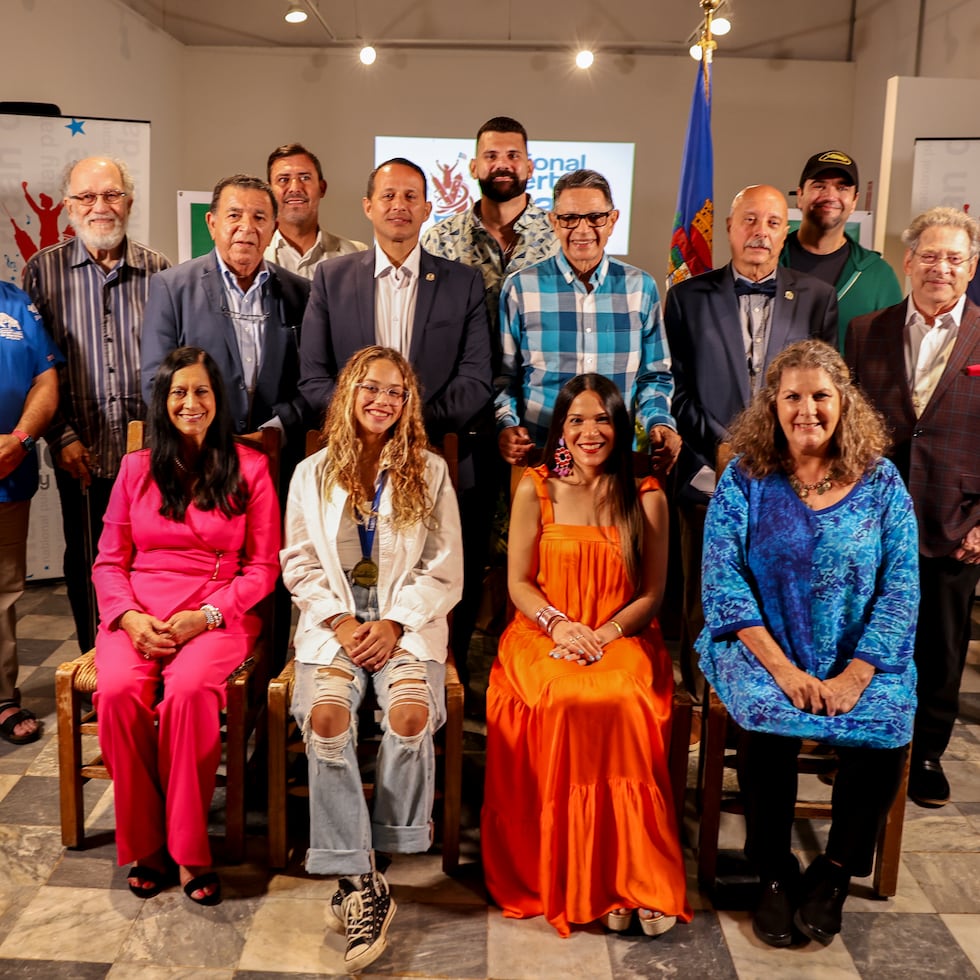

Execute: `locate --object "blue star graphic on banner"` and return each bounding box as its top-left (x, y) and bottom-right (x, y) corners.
top-left (65, 118), bottom-right (86, 136)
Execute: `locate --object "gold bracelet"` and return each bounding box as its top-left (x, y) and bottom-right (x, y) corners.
top-left (609, 619), bottom-right (624, 638)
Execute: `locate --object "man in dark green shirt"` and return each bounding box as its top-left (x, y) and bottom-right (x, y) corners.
top-left (780, 149), bottom-right (902, 349)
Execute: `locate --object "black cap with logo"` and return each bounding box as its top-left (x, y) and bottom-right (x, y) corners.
top-left (799, 150), bottom-right (859, 188)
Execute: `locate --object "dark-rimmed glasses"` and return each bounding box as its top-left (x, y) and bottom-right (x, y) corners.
top-left (553, 211), bottom-right (614, 229)
top-left (68, 191), bottom-right (129, 208)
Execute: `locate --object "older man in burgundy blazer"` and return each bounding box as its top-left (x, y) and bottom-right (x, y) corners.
top-left (846, 206), bottom-right (980, 809)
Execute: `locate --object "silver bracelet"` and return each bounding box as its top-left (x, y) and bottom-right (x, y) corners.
top-left (200, 603), bottom-right (223, 631)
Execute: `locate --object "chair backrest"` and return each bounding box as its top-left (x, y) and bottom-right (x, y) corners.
top-left (126, 419), bottom-right (281, 487)
top-left (715, 441), bottom-right (734, 480)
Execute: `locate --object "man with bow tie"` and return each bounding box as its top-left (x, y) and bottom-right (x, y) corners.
top-left (846, 206), bottom-right (980, 809)
top-left (663, 183), bottom-right (838, 693)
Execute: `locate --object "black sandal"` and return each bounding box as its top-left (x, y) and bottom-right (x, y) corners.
top-left (183, 870), bottom-right (222, 906)
top-left (127, 864), bottom-right (172, 899)
top-left (0, 702), bottom-right (41, 745)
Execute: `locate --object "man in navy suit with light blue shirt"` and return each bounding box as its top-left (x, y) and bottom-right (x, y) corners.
top-left (298, 157), bottom-right (492, 461)
top-left (664, 184), bottom-right (838, 692)
top-left (141, 174), bottom-right (311, 448)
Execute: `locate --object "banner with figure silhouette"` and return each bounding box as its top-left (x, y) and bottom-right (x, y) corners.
top-left (0, 110), bottom-right (150, 578)
top-left (0, 111), bottom-right (150, 285)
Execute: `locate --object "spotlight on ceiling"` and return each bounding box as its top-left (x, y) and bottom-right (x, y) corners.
top-left (689, 43), bottom-right (704, 61)
top-left (359, 45), bottom-right (377, 65)
top-left (712, 16), bottom-right (732, 35)
top-left (575, 49), bottom-right (595, 70)
top-left (284, 4), bottom-right (307, 24)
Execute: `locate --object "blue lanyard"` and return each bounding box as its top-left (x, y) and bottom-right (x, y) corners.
top-left (357, 470), bottom-right (387, 559)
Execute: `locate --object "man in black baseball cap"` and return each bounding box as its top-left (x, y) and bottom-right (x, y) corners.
top-left (780, 149), bottom-right (902, 348)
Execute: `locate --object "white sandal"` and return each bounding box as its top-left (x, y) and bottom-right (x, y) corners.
top-left (639, 909), bottom-right (676, 936)
top-left (601, 907), bottom-right (634, 932)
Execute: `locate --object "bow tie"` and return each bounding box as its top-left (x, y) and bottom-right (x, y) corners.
top-left (734, 278), bottom-right (777, 299)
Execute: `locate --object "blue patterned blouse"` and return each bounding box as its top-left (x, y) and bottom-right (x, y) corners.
top-left (696, 456), bottom-right (919, 749)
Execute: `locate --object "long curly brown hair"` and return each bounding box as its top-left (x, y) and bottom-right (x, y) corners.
top-left (321, 346), bottom-right (432, 530)
top-left (729, 339), bottom-right (889, 482)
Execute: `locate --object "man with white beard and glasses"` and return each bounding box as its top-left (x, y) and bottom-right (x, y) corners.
top-left (24, 157), bottom-right (171, 651)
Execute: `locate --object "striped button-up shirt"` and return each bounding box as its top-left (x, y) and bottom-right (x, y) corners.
top-left (495, 250), bottom-right (675, 447)
top-left (23, 236), bottom-right (171, 478)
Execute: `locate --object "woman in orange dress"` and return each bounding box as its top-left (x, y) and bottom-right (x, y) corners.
top-left (482, 373), bottom-right (691, 938)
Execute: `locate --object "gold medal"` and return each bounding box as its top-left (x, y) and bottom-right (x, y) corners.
top-left (350, 557), bottom-right (379, 588)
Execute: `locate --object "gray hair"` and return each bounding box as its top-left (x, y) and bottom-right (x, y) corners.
top-left (553, 169), bottom-right (614, 209)
top-left (60, 157), bottom-right (135, 199)
top-left (902, 206), bottom-right (980, 255)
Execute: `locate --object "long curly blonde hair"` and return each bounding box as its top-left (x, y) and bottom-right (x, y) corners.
top-left (729, 339), bottom-right (889, 482)
top-left (321, 346), bottom-right (432, 530)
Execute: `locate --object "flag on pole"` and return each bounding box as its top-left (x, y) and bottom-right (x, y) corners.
top-left (667, 59), bottom-right (714, 288)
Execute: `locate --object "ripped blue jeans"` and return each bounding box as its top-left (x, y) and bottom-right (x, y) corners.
top-left (291, 589), bottom-right (446, 876)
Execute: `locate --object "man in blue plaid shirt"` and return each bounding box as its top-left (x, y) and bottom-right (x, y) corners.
top-left (495, 169), bottom-right (680, 471)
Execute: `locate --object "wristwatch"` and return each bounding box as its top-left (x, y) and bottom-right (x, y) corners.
top-left (11, 429), bottom-right (36, 453)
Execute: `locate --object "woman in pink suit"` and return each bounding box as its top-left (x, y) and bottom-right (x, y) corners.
top-left (93, 346), bottom-right (280, 905)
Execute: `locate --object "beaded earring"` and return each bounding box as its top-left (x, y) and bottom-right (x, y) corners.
top-left (553, 437), bottom-right (573, 477)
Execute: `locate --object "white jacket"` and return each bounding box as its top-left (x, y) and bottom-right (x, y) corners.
top-left (281, 447), bottom-right (463, 666)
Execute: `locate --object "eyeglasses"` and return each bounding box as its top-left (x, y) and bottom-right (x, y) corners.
top-left (553, 211), bottom-right (614, 229)
top-left (356, 382), bottom-right (408, 403)
top-left (67, 190), bottom-right (129, 207)
top-left (911, 249), bottom-right (975, 268)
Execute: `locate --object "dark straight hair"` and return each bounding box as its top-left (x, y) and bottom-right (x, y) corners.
top-left (147, 346), bottom-right (249, 521)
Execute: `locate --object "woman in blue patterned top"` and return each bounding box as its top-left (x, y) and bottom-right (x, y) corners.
top-left (697, 340), bottom-right (918, 950)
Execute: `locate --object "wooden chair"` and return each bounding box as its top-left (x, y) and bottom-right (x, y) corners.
top-left (695, 443), bottom-right (911, 898)
top-left (55, 419), bottom-right (280, 863)
top-left (267, 432), bottom-right (465, 873)
top-left (696, 690), bottom-right (910, 897)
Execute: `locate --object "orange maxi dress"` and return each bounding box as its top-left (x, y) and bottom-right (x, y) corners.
top-left (482, 467), bottom-right (691, 937)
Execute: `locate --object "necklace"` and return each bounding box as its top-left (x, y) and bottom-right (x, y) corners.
top-left (788, 471), bottom-right (833, 500)
top-left (174, 456), bottom-right (189, 474)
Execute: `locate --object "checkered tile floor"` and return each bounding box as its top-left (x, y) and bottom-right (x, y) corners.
top-left (2, 580), bottom-right (979, 979)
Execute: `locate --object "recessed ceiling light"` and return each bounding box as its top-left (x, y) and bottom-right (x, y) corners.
top-left (285, 4), bottom-right (307, 24)
top-left (359, 45), bottom-right (377, 65)
top-left (575, 49), bottom-right (594, 70)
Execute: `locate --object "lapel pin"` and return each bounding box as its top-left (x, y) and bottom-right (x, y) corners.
top-left (784, 290), bottom-right (794, 300)
top-left (425, 272), bottom-right (435, 281)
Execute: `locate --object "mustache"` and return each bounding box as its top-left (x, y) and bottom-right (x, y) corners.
top-left (746, 237), bottom-right (770, 249)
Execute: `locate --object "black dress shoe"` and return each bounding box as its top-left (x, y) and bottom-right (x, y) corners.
top-left (752, 856), bottom-right (801, 948)
top-left (794, 855), bottom-right (850, 947)
top-left (908, 758), bottom-right (950, 808)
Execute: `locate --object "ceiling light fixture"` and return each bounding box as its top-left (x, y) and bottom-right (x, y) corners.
top-left (575, 49), bottom-right (595, 70)
top-left (359, 45), bottom-right (377, 65)
top-left (284, 4), bottom-right (308, 24)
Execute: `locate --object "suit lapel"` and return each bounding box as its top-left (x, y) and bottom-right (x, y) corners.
top-left (920, 301), bottom-right (980, 417)
top-left (769, 269), bottom-right (799, 362)
top-left (257, 269), bottom-right (286, 392)
top-left (710, 266), bottom-right (750, 404)
top-left (203, 254), bottom-right (245, 378)
top-left (880, 304), bottom-right (918, 424)
top-left (409, 251), bottom-right (438, 362)
top-left (355, 249), bottom-right (379, 349)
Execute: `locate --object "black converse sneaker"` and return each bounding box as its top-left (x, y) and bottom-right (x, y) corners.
top-left (341, 870), bottom-right (396, 971)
